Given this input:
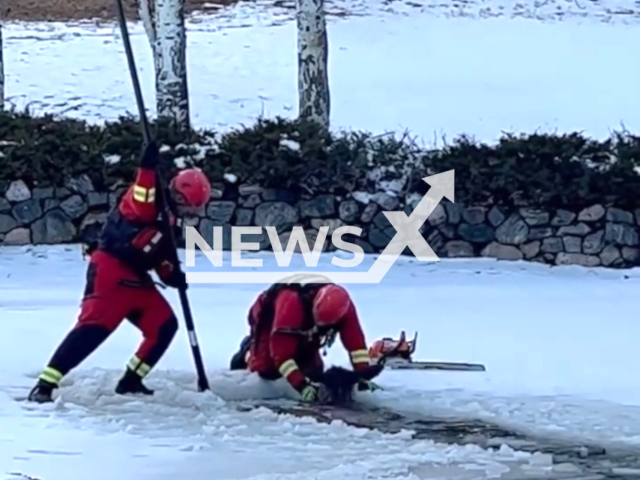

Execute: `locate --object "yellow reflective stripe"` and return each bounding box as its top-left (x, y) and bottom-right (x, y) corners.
top-left (278, 359), bottom-right (299, 378)
top-left (133, 185), bottom-right (147, 202)
top-left (350, 349), bottom-right (370, 364)
top-left (39, 366), bottom-right (63, 385)
top-left (132, 185), bottom-right (156, 203)
top-left (128, 355), bottom-right (152, 377)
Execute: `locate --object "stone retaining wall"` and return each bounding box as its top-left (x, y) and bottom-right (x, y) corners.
top-left (0, 176), bottom-right (638, 268)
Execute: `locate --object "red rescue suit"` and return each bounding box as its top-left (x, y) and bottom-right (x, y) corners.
top-left (28, 141), bottom-right (211, 403)
top-left (33, 165), bottom-right (183, 392)
top-left (246, 283), bottom-right (371, 393)
top-left (81, 165), bottom-right (184, 370)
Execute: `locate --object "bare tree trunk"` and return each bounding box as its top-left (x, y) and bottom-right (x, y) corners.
top-left (0, 19), bottom-right (4, 110)
top-left (153, 0), bottom-right (190, 130)
top-left (296, 0), bottom-right (330, 132)
top-left (138, 0), bottom-right (156, 56)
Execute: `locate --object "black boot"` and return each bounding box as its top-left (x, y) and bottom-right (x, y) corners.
top-left (27, 379), bottom-right (56, 403)
top-left (115, 369), bottom-right (154, 396)
top-left (229, 335), bottom-right (251, 370)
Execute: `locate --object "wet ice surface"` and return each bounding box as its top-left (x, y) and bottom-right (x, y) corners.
top-left (1, 246), bottom-right (640, 479)
top-left (256, 401), bottom-right (640, 479)
top-left (1, 370), bottom-right (553, 480)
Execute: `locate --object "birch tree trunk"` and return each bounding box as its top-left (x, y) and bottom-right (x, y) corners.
top-left (296, 0), bottom-right (330, 132)
top-left (153, 0), bottom-right (190, 130)
top-left (0, 20), bottom-right (4, 110)
top-left (138, 0), bottom-right (156, 56)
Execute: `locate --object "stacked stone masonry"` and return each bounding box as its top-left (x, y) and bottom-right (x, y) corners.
top-left (0, 177), bottom-right (639, 268)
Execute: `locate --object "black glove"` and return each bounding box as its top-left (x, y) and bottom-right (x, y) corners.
top-left (140, 140), bottom-right (160, 169)
top-left (163, 268), bottom-right (187, 290)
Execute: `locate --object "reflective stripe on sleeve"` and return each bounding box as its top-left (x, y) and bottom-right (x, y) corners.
top-left (350, 349), bottom-right (370, 365)
top-left (278, 359), bottom-right (299, 378)
top-left (133, 185), bottom-right (156, 203)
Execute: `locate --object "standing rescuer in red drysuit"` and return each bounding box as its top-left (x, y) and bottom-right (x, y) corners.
top-left (27, 141), bottom-right (212, 403)
top-left (230, 276), bottom-right (377, 403)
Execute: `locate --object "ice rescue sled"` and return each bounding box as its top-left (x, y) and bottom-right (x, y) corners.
top-left (368, 331), bottom-right (486, 372)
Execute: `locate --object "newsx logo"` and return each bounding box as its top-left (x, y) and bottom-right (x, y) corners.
top-left (184, 170), bottom-right (455, 284)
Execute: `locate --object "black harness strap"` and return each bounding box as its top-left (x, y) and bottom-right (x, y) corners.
top-left (252, 281), bottom-right (338, 353)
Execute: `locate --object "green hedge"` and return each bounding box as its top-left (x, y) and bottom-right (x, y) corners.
top-left (1, 108), bottom-right (640, 209)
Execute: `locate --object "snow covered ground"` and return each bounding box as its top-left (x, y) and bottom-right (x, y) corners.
top-left (2, 245), bottom-right (640, 479)
top-left (3, 0), bottom-right (640, 144)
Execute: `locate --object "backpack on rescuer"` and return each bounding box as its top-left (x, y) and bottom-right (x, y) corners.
top-left (251, 275), bottom-right (340, 352)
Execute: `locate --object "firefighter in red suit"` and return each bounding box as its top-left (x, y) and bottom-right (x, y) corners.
top-left (27, 141), bottom-right (212, 403)
top-left (230, 276), bottom-right (376, 403)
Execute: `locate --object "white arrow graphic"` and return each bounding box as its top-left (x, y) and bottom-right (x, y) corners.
top-left (361, 169), bottom-right (455, 283)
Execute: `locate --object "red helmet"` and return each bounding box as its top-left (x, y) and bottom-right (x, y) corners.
top-left (312, 285), bottom-right (351, 326)
top-left (170, 169), bottom-right (211, 208)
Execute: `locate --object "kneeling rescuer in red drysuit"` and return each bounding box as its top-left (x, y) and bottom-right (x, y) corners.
top-left (27, 141), bottom-right (212, 403)
top-left (230, 277), bottom-right (376, 403)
